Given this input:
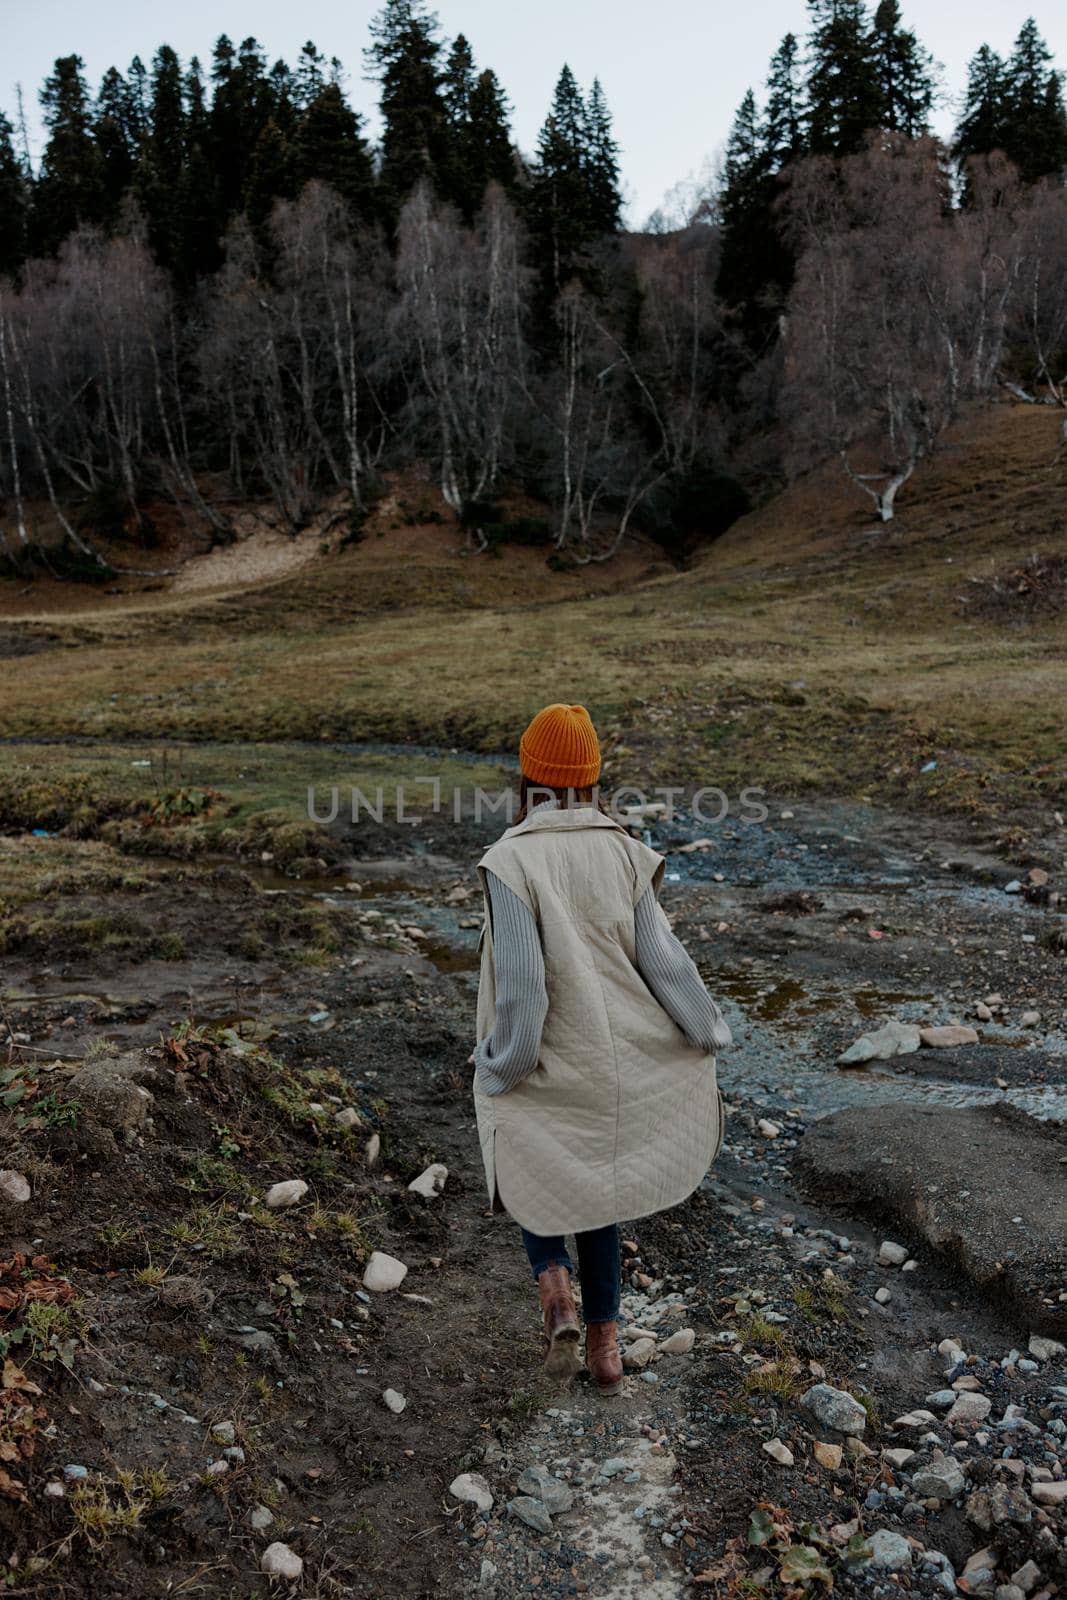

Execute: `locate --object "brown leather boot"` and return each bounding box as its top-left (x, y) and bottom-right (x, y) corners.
top-left (537, 1264), bottom-right (581, 1379)
top-left (585, 1320), bottom-right (623, 1396)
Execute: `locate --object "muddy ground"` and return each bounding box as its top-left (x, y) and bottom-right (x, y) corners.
top-left (0, 767), bottom-right (1065, 1598)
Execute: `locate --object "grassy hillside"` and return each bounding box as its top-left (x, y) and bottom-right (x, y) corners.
top-left (1, 404), bottom-right (1065, 825)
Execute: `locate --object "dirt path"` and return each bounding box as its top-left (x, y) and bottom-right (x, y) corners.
top-left (0, 788), bottom-right (1064, 1597)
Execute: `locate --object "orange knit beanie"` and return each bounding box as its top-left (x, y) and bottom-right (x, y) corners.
top-left (519, 703), bottom-right (601, 789)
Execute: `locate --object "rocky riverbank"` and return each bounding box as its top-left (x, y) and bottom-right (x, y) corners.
top-left (0, 787), bottom-right (1063, 1596)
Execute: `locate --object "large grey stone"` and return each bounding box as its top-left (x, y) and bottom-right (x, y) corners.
top-left (800, 1383), bottom-right (867, 1437)
top-left (912, 1454), bottom-right (965, 1500)
top-left (861, 1529), bottom-right (913, 1571)
top-left (838, 1020), bottom-right (921, 1065)
top-left (508, 1495), bottom-right (553, 1533)
top-left (516, 1466), bottom-right (573, 1514)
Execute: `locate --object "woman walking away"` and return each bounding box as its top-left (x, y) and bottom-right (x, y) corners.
top-left (471, 703), bottom-right (733, 1395)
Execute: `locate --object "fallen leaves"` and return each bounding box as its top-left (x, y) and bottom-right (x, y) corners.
top-left (0, 1253), bottom-right (77, 1315)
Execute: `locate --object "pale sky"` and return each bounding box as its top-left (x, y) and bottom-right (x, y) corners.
top-left (5, 0), bottom-right (1067, 225)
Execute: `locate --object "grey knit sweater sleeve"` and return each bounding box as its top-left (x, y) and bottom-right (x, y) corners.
top-left (472, 870), bottom-right (548, 1096)
top-left (634, 890), bottom-right (733, 1051)
top-left (473, 871), bottom-right (731, 1096)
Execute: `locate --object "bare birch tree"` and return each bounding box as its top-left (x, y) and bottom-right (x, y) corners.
top-left (782, 136), bottom-right (1008, 522)
top-left (393, 181), bottom-right (527, 528)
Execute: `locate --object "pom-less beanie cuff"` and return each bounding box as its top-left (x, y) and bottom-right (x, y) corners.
top-left (519, 703), bottom-right (601, 789)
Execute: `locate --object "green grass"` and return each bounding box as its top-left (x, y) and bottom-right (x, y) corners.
top-left (0, 407), bottom-right (1064, 828)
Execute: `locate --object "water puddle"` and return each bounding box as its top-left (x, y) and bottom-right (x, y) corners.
top-left (702, 962), bottom-right (932, 1025)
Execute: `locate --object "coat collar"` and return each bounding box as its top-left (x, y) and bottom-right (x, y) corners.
top-left (499, 803), bottom-right (628, 844)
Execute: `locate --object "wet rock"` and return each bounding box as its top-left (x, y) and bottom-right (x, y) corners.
top-left (1028, 1334), bottom-right (1065, 1361)
top-left (919, 1025), bottom-right (979, 1048)
top-left (659, 1328), bottom-right (695, 1354)
top-left (449, 1472), bottom-right (493, 1512)
top-left (860, 1529), bottom-right (913, 1571)
top-left (261, 1542), bottom-right (303, 1580)
top-left (516, 1466), bottom-right (573, 1513)
top-left (762, 1439), bottom-right (794, 1466)
top-left (912, 1454), bottom-right (966, 1499)
top-left (408, 1163), bottom-right (448, 1198)
top-left (838, 1020), bottom-right (920, 1065)
top-left (264, 1179), bottom-right (308, 1210)
top-left (622, 1337), bottom-right (656, 1370)
top-left (0, 1170), bottom-right (30, 1204)
top-left (508, 1495), bottom-right (553, 1533)
top-left (800, 1383), bottom-right (867, 1437)
top-left (382, 1388), bottom-right (407, 1414)
top-left (362, 1251), bottom-right (408, 1292)
top-left (878, 1240), bottom-right (908, 1266)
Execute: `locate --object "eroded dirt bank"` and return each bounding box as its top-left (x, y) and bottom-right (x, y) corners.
top-left (0, 781), bottom-right (1064, 1598)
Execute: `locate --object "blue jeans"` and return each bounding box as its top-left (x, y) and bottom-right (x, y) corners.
top-left (520, 1223), bottom-right (621, 1324)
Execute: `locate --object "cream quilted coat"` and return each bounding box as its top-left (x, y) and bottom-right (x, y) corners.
top-left (473, 805), bottom-right (724, 1235)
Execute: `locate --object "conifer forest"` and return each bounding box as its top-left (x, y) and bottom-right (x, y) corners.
top-left (1, 0), bottom-right (1066, 557)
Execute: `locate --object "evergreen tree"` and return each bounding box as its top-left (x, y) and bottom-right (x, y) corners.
top-left (244, 116), bottom-right (295, 228)
top-left (135, 44), bottom-right (187, 262)
top-left (1003, 18), bottom-right (1067, 182)
top-left (0, 112), bottom-right (28, 275)
top-left (954, 44), bottom-right (1009, 162)
top-left (764, 33), bottom-right (807, 167)
top-left (528, 66), bottom-right (591, 293)
top-left (441, 43), bottom-right (515, 223)
top-left (716, 90), bottom-right (773, 312)
top-left (126, 55), bottom-right (150, 146)
top-left (173, 55), bottom-right (219, 280)
top-left (184, 55), bottom-right (208, 141)
top-left (365, 0), bottom-right (448, 213)
top-left (583, 78), bottom-right (621, 233)
top-left (468, 69), bottom-right (515, 193)
top-left (94, 66), bottom-right (137, 224)
top-left (805, 0), bottom-right (881, 156)
top-left (294, 42), bottom-right (327, 109)
top-left (270, 57), bottom-right (296, 133)
top-left (294, 84), bottom-right (377, 217)
top-left (208, 35), bottom-right (273, 220)
top-left (442, 33), bottom-right (475, 125)
top-left (32, 55), bottom-right (107, 254)
top-left (869, 0), bottom-right (936, 136)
